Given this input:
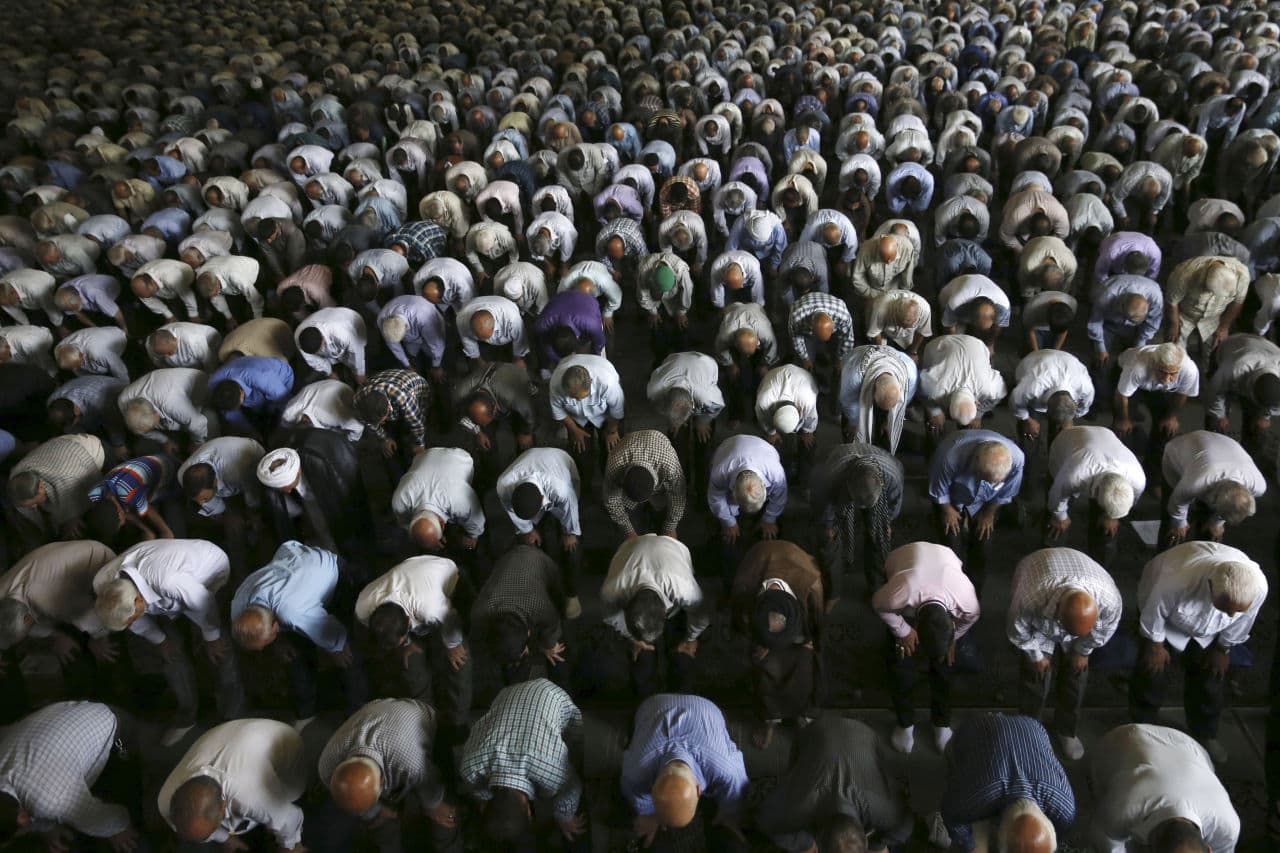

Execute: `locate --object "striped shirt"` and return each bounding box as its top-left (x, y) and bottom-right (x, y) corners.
top-left (941, 714), bottom-right (1076, 851)
top-left (621, 694), bottom-right (748, 819)
top-left (355, 369), bottom-right (430, 448)
top-left (603, 430), bottom-right (687, 536)
top-left (317, 699), bottom-right (444, 812)
top-left (88, 455), bottom-right (173, 516)
top-left (459, 679), bottom-right (582, 819)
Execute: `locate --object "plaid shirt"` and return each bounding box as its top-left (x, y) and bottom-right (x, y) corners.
top-left (658, 176), bottom-right (702, 219)
top-left (12, 435), bottom-right (104, 530)
top-left (356, 369), bottom-right (430, 448)
top-left (596, 218), bottom-right (648, 275)
top-left (0, 701), bottom-right (128, 838)
top-left (317, 699), bottom-right (444, 811)
top-left (472, 544), bottom-right (563, 651)
top-left (460, 679), bottom-right (582, 819)
top-left (387, 222), bottom-right (448, 266)
top-left (788, 291), bottom-right (855, 362)
top-left (603, 429), bottom-right (687, 536)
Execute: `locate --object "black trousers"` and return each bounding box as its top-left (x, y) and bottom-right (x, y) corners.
top-left (886, 633), bottom-right (953, 728)
top-left (1085, 498), bottom-right (1121, 569)
top-left (276, 632), bottom-right (369, 719)
top-left (367, 636), bottom-right (474, 728)
top-left (822, 504), bottom-right (891, 599)
top-left (752, 643), bottom-right (819, 723)
top-left (937, 505), bottom-right (995, 596)
top-left (566, 422), bottom-right (609, 496)
top-left (1129, 640), bottom-right (1225, 739)
top-left (1018, 653), bottom-right (1088, 737)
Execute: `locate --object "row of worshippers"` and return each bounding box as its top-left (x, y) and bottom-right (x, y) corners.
top-left (0, 694), bottom-right (1241, 852)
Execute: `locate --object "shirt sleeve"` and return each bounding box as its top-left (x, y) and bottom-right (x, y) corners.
top-left (453, 485), bottom-right (487, 537)
top-left (171, 574), bottom-right (223, 641)
top-left (603, 380), bottom-right (625, 421)
top-left (60, 786), bottom-right (132, 838)
top-left (996, 454), bottom-right (1024, 505)
top-left (127, 613), bottom-right (166, 645)
top-left (285, 604), bottom-right (349, 653)
top-left (1138, 579), bottom-right (1172, 644)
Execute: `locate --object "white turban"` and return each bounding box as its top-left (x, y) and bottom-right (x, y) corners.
top-left (257, 448), bottom-right (301, 489)
top-left (773, 403), bottom-right (801, 434)
top-left (747, 211), bottom-right (773, 242)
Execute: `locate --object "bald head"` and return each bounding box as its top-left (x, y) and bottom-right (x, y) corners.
top-left (724, 263), bottom-right (744, 289)
top-left (1182, 136), bottom-right (1203, 157)
top-left (169, 776), bottom-right (224, 843)
top-left (411, 512), bottom-right (444, 550)
top-left (1058, 590), bottom-right (1098, 637)
top-left (734, 328), bottom-right (759, 356)
top-left (330, 757), bottom-right (382, 816)
top-left (1000, 801), bottom-right (1056, 853)
top-left (470, 310), bottom-right (495, 340)
top-left (878, 235), bottom-right (899, 263)
top-left (812, 312), bottom-right (834, 341)
top-left (651, 762), bottom-right (699, 829)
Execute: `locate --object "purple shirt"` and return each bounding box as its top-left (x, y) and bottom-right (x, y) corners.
top-left (1094, 231), bottom-right (1162, 283)
top-left (533, 290), bottom-right (606, 367)
top-left (593, 184), bottom-right (645, 225)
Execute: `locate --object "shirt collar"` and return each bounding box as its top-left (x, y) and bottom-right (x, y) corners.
top-left (122, 566), bottom-right (159, 606)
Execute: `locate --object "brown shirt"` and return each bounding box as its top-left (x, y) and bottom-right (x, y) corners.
top-left (730, 540), bottom-right (824, 644)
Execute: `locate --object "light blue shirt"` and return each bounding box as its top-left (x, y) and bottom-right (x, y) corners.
top-left (231, 541), bottom-right (347, 653)
top-left (706, 435), bottom-right (788, 525)
top-left (928, 429), bottom-right (1025, 516)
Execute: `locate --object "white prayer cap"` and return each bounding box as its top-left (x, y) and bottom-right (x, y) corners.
top-left (773, 403), bottom-right (801, 434)
top-left (746, 211), bottom-right (772, 242)
top-left (257, 448), bottom-right (301, 490)
top-left (500, 275), bottom-right (524, 301)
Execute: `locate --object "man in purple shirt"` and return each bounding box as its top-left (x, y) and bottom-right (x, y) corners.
top-left (209, 356), bottom-right (295, 441)
top-left (1093, 231), bottom-right (1162, 285)
top-left (533, 290), bottom-right (606, 372)
top-left (593, 184), bottom-right (645, 225)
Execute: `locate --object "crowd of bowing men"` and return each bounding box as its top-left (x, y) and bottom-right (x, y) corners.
top-left (1, 0), bottom-right (1280, 849)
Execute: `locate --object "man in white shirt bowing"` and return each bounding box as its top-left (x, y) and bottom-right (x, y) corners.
top-left (92, 539), bottom-right (245, 745)
top-left (1131, 541), bottom-right (1267, 764)
top-left (1010, 349), bottom-right (1095, 445)
top-left (355, 556), bottom-right (473, 734)
top-left (1161, 430), bottom-right (1266, 547)
top-left (1045, 426), bottom-right (1145, 567)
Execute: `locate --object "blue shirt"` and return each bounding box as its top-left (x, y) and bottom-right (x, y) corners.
top-left (941, 714), bottom-right (1076, 851)
top-left (231, 540), bottom-right (347, 652)
top-left (210, 357), bottom-right (295, 413)
top-left (928, 429), bottom-right (1024, 515)
top-left (726, 216), bottom-right (788, 271)
top-left (935, 240), bottom-right (992, 289)
top-left (886, 162), bottom-right (935, 214)
top-left (620, 694), bottom-right (749, 819)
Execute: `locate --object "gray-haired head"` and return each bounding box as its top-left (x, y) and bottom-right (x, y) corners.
top-left (0, 598), bottom-right (32, 650)
top-left (1091, 472), bottom-right (1135, 519)
top-left (95, 577), bottom-right (143, 632)
top-left (663, 387), bottom-right (696, 430)
top-left (733, 470), bottom-right (767, 514)
top-left (1208, 480), bottom-right (1256, 526)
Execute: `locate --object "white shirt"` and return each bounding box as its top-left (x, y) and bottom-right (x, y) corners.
top-left (918, 334), bottom-right (1008, 418)
top-left (600, 534), bottom-right (708, 641)
top-left (1010, 350), bottom-right (1095, 420)
top-left (295, 307), bottom-right (366, 376)
top-left (177, 437), bottom-right (265, 518)
top-left (709, 250), bottom-right (765, 308)
top-left (198, 255), bottom-right (263, 320)
top-left (1116, 345), bottom-right (1200, 397)
top-left (549, 354), bottom-right (624, 428)
top-left (413, 258), bottom-right (475, 314)
top-left (455, 295), bottom-right (529, 359)
top-left (1046, 426), bottom-right (1146, 521)
top-left (714, 303), bottom-right (778, 366)
top-left (63, 327), bottom-right (128, 381)
top-left (755, 365), bottom-right (820, 435)
top-left (118, 368), bottom-right (212, 443)
top-left (1138, 541), bottom-right (1266, 651)
top-left (1251, 273), bottom-right (1280, 334)
top-left (1008, 547), bottom-right (1123, 660)
top-left (939, 274), bottom-right (1011, 329)
top-left (1091, 724), bottom-right (1239, 853)
top-left (135, 259), bottom-right (198, 319)
top-left (527, 212), bottom-right (578, 264)
top-left (0, 325), bottom-right (55, 376)
top-left (390, 447), bottom-right (485, 537)
top-left (158, 719), bottom-right (307, 848)
top-left (1161, 431), bottom-right (1266, 526)
top-left (147, 322), bottom-right (221, 371)
top-left (494, 262), bottom-right (549, 316)
top-left (866, 289), bottom-right (931, 348)
top-left (280, 379), bottom-right (363, 441)
top-left (1204, 334), bottom-right (1280, 418)
top-left (1, 269), bottom-right (60, 326)
top-left (354, 556), bottom-right (462, 647)
top-left (645, 352), bottom-right (725, 421)
top-left (92, 539), bottom-right (230, 643)
top-left (496, 448), bottom-right (581, 536)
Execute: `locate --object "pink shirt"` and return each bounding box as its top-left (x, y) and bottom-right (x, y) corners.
top-left (277, 264), bottom-right (336, 309)
top-left (871, 542), bottom-right (981, 639)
